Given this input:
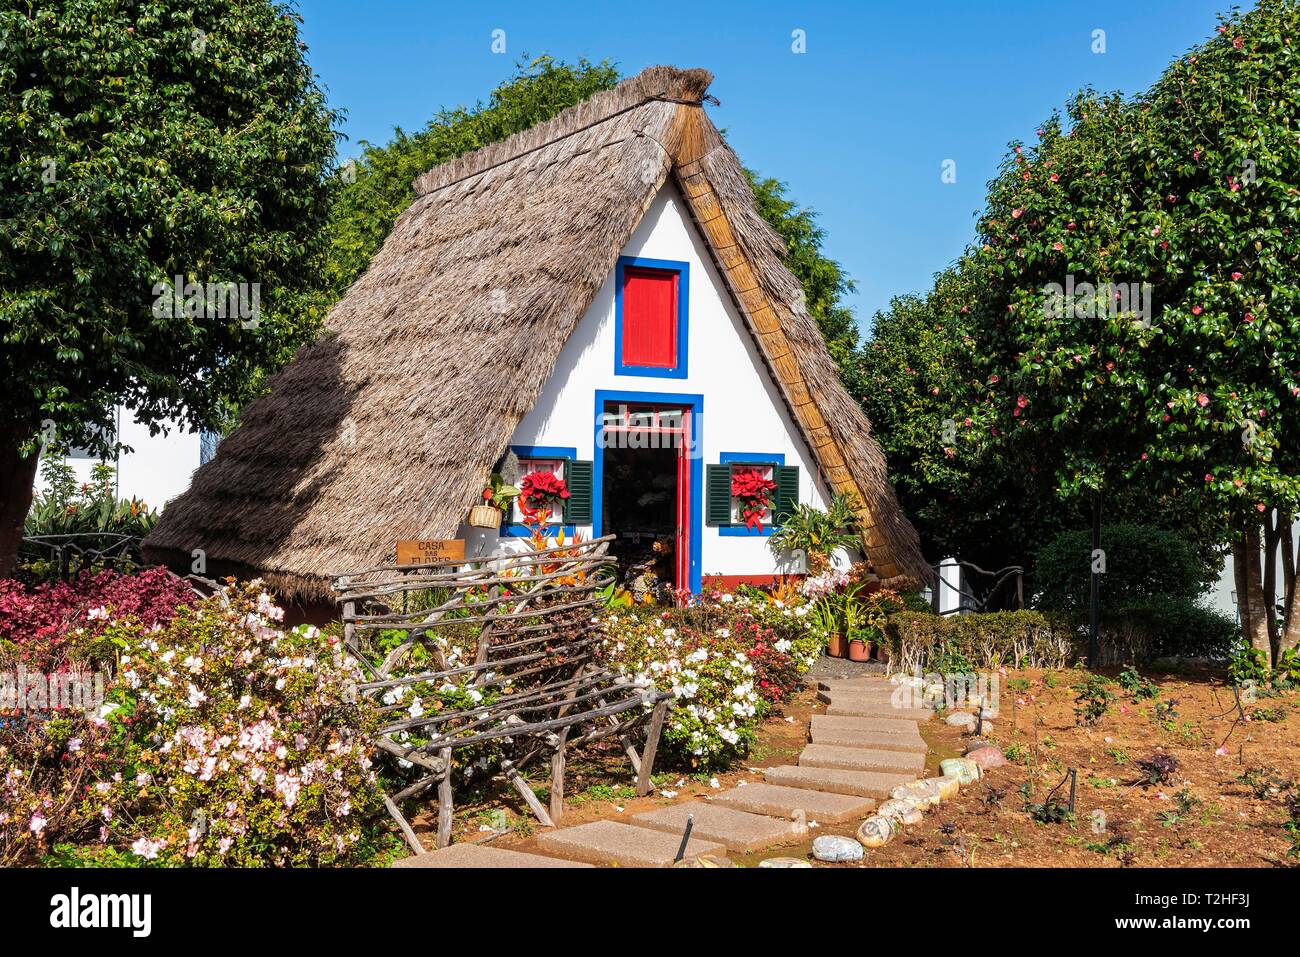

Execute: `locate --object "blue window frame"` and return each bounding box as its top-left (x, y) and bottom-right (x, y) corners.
top-left (593, 389), bottom-right (703, 594)
top-left (718, 452), bottom-right (786, 537)
top-left (500, 444), bottom-right (577, 538)
top-left (613, 256), bottom-right (690, 379)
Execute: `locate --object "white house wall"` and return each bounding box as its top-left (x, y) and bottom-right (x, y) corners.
top-left (34, 408), bottom-right (202, 512)
top-left (458, 182), bottom-right (845, 580)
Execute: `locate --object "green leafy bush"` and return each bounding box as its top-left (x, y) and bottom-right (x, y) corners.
top-left (26, 457), bottom-right (158, 539)
top-left (1098, 596), bottom-right (1239, 664)
top-left (883, 610), bottom-right (1074, 674)
top-left (1031, 524), bottom-right (1215, 616)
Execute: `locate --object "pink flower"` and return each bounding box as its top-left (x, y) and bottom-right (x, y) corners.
top-left (1011, 208), bottom-right (1024, 219)
top-left (1050, 173), bottom-right (1060, 183)
top-left (29, 814), bottom-right (47, 835)
top-left (1191, 305), bottom-right (1203, 315)
top-left (1196, 393), bottom-right (1210, 407)
top-left (1231, 271), bottom-right (1243, 280)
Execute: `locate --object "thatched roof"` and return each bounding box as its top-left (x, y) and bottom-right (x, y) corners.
top-left (144, 66), bottom-right (929, 601)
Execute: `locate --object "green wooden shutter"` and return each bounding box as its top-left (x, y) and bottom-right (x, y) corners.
top-left (565, 459), bottom-right (593, 524)
top-left (774, 465), bottom-right (800, 524)
top-left (706, 463), bottom-right (733, 526)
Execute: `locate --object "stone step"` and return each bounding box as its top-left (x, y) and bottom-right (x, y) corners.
top-left (810, 714), bottom-right (922, 736)
top-left (817, 679), bottom-right (897, 694)
top-left (632, 801), bottom-right (802, 853)
top-left (824, 696), bottom-right (933, 721)
top-left (809, 723), bottom-right (927, 753)
top-left (710, 782), bottom-right (877, 824)
top-left (799, 743), bottom-right (927, 773)
top-left (535, 820), bottom-right (727, 868)
top-left (765, 764), bottom-right (917, 799)
top-left (392, 843), bottom-right (593, 868)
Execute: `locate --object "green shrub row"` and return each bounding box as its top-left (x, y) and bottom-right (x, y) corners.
top-left (883, 610), bottom-right (1075, 673)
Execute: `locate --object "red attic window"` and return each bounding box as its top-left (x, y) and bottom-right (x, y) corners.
top-left (620, 266), bottom-right (678, 369)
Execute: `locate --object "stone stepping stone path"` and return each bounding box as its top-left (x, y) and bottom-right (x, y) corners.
top-left (534, 820), bottom-right (727, 867)
top-left (808, 720), bottom-right (927, 753)
top-left (633, 801), bottom-right (804, 852)
top-left (710, 782), bottom-right (876, 823)
top-left (392, 843), bottom-right (594, 868)
top-left (763, 764), bottom-right (915, 798)
top-left (391, 673), bottom-right (991, 867)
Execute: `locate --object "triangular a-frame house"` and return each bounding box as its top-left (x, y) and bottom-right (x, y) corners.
top-left (145, 66), bottom-right (928, 608)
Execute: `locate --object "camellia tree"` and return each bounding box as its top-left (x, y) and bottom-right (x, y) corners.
top-left (961, 0), bottom-right (1300, 664)
top-left (0, 0), bottom-right (340, 574)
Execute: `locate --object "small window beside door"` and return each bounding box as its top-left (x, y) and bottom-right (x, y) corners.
top-left (502, 445), bottom-right (593, 536)
top-left (706, 454), bottom-right (799, 536)
top-left (614, 256), bottom-right (689, 379)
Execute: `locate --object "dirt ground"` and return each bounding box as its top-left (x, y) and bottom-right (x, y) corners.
top-left (874, 666), bottom-right (1300, 869)
top-left (406, 665), bottom-right (1300, 867)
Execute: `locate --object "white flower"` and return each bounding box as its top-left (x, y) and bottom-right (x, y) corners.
top-left (131, 837), bottom-right (165, 859)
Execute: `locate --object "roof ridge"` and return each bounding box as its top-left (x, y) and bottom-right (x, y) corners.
top-left (412, 65), bottom-right (713, 197)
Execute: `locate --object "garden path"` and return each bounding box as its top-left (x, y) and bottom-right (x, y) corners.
top-left (393, 674), bottom-right (951, 867)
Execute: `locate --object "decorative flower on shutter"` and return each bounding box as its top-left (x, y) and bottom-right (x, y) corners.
top-left (730, 468), bottom-right (777, 531)
top-left (519, 470), bottom-right (570, 522)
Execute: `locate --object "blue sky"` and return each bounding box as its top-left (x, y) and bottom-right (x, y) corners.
top-left (299, 0), bottom-right (1241, 333)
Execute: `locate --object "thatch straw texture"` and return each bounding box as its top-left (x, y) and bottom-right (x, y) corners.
top-left (145, 66), bottom-right (928, 599)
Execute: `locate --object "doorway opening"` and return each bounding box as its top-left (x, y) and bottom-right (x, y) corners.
top-left (599, 402), bottom-right (691, 598)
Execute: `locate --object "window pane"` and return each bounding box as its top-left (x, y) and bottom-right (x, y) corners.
top-left (622, 267), bottom-right (677, 368)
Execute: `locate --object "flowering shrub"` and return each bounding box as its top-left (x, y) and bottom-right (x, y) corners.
top-left (0, 582), bottom-right (392, 867)
top-left (600, 589), bottom-right (821, 769)
top-left (0, 568), bottom-right (194, 670)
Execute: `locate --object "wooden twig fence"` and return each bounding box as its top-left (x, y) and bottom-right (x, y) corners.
top-left (332, 535), bottom-right (672, 852)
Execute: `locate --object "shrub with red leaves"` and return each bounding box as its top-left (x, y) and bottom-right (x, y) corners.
top-left (0, 568), bottom-right (194, 669)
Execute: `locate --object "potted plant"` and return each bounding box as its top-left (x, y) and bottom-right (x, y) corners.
top-left (470, 473), bottom-right (519, 529)
top-left (847, 627), bottom-right (873, 662)
top-left (768, 492), bottom-right (861, 573)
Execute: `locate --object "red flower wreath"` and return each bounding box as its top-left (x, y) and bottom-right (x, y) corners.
top-left (731, 467), bottom-right (776, 531)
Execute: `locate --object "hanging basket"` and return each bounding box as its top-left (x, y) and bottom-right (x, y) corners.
top-left (469, 504), bottom-right (503, 529)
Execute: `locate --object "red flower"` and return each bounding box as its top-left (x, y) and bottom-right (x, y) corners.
top-left (731, 468), bottom-right (777, 531)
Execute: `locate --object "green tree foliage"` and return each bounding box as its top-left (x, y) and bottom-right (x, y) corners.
top-left (746, 172), bottom-right (859, 360)
top-left (0, 0), bottom-right (340, 574)
top-left (856, 4), bottom-right (1297, 644)
top-left (960, 1), bottom-right (1299, 660)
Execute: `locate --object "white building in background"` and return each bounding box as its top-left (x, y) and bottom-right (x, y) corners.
top-left (35, 407), bottom-right (214, 511)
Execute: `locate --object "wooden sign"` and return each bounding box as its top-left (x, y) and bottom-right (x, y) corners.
top-left (395, 539), bottom-right (466, 566)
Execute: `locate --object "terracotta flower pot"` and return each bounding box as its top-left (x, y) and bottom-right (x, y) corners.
top-left (827, 632), bottom-right (848, 658)
top-left (847, 639), bottom-right (871, 662)
top-left (469, 504), bottom-right (503, 529)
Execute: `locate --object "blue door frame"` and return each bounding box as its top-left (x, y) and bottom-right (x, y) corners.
top-left (593, 389), bottom-right (703, 594)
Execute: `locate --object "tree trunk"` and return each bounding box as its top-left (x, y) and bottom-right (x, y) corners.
top-left (1263, 509), bottom-right (1280, 661)
top-left (0, 427), bottom-right (40, 578)
top-left (1281, 514), bottom-right (1296, 619)
top-left (1239, 521), bottom-right (1272, 658)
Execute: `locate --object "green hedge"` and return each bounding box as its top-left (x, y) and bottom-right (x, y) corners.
top-left (884, 610), bottom-right (1075, 673)
top-left (1097, 597), bottom-right (1239, 665)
